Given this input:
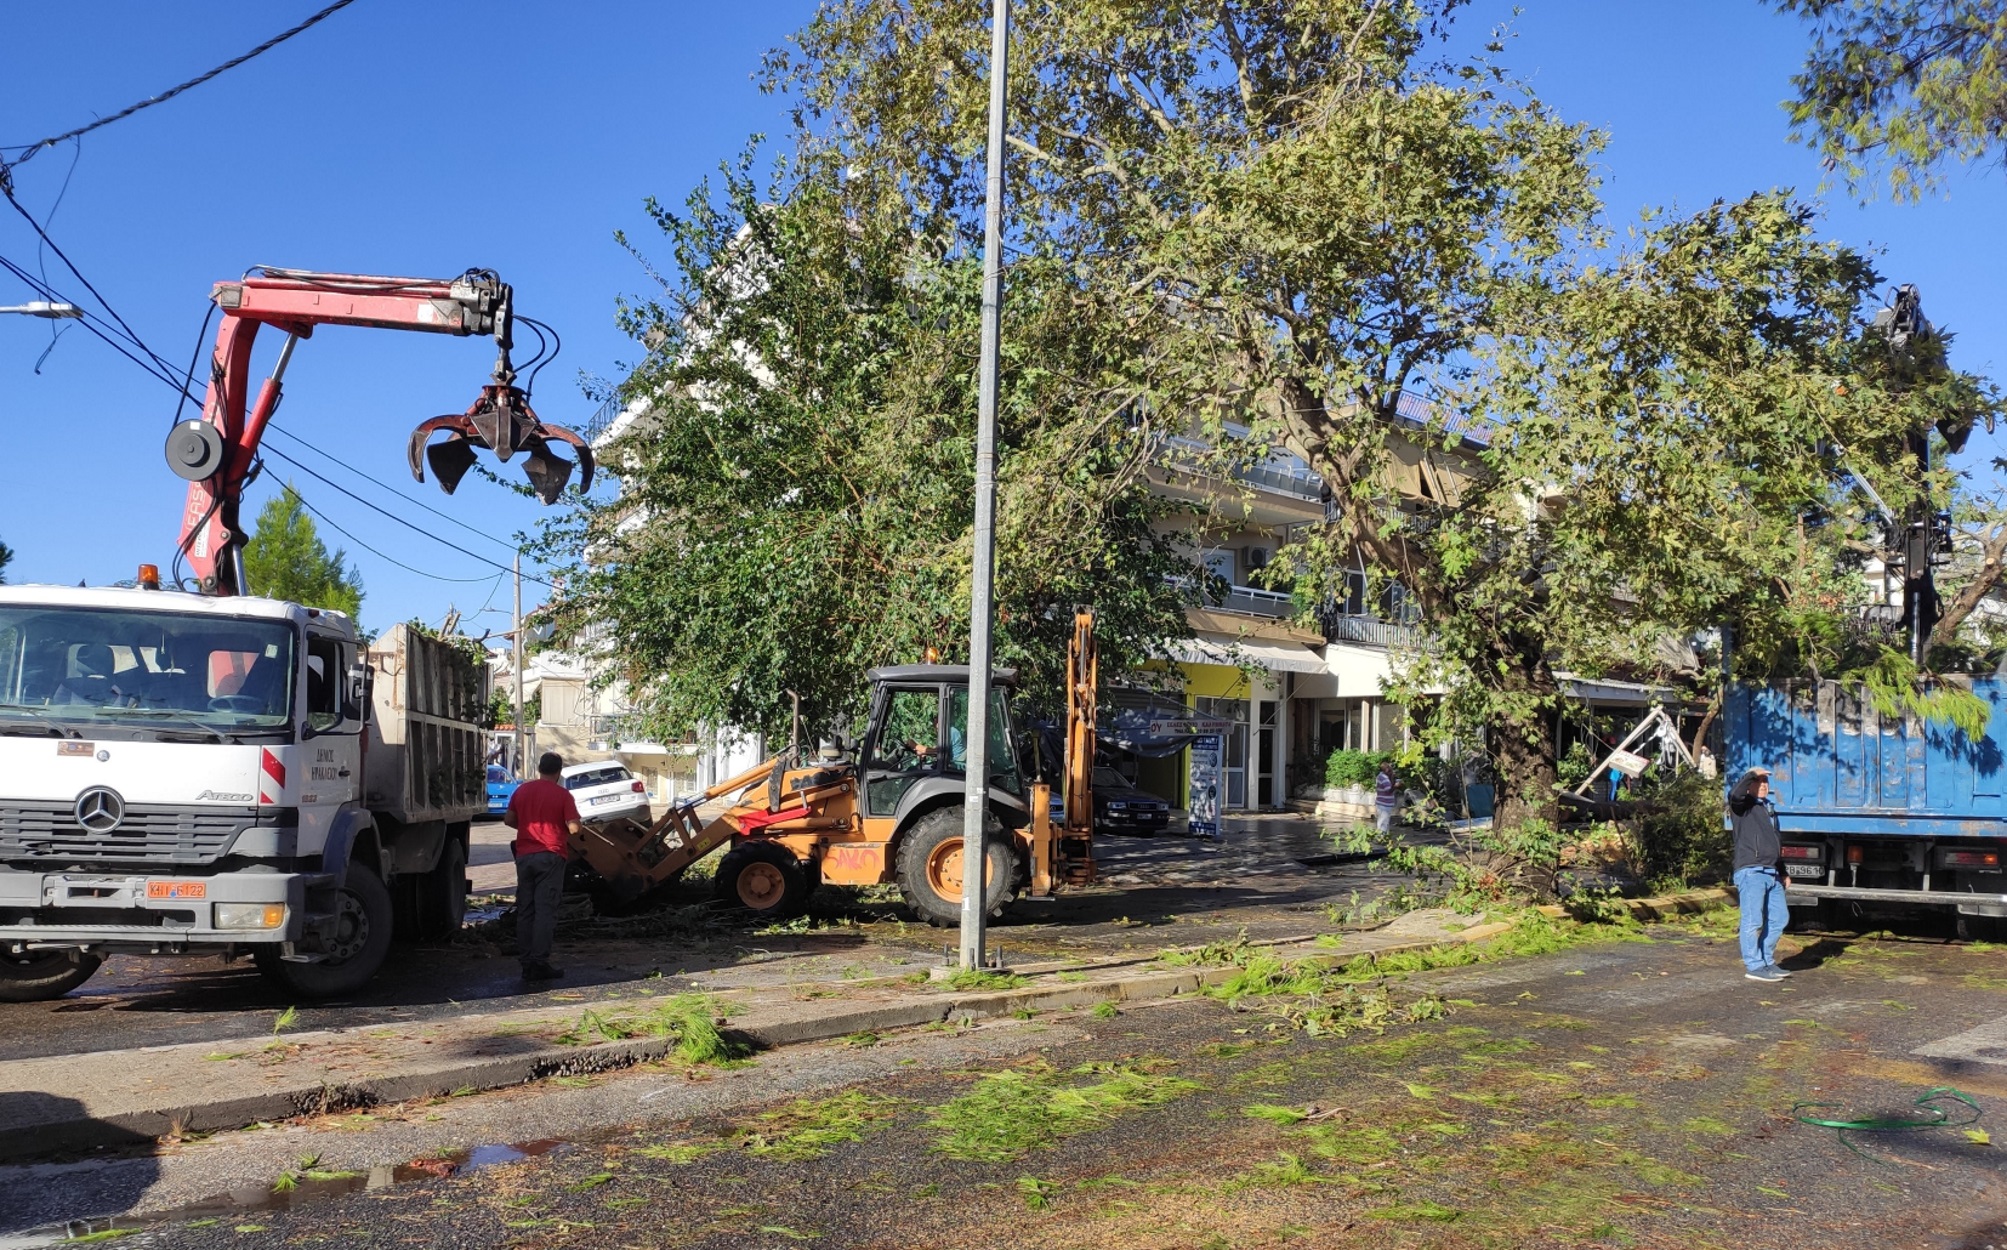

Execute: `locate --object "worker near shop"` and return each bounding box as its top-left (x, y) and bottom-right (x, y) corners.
top-left (504, 751), bottom-right (582, 982)
top-left (1374, 759), bottom-right (1399, 835)
top-left (1729, 767), bottom-right (1791, 984)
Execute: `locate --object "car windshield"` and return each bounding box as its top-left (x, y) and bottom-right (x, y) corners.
top-left (1094, 767), bottom-right (1130, 788)
top-left (565, 766), bottom-right (631, 789)
top-left (0, 603), bottom-right (294, 738)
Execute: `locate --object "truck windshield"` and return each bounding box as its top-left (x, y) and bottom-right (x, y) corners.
top-left (0, 604), bottom-right (295, 738)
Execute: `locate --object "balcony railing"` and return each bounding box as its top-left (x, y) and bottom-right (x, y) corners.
top-left (1155, 433), bottom-right (1325, 503)
top-left (1320, 612), bottom-right (1423, 650)
top-left (1212, 584), bottom-right (1295, 618)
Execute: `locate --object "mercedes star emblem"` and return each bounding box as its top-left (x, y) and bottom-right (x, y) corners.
top-left (73, 786), bottom-right (125, 835)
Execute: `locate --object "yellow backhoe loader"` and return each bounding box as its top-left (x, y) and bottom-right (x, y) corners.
top-left (569, 610), bottom-right (1101, 924)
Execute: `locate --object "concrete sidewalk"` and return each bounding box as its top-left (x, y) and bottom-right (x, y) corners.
top-left (0, 889), bottom-right (1729, 1161)
top-left (0, 910), bottom-right (1481, 1160)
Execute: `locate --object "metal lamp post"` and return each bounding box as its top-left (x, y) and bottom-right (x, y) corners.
top-left (960, 0), bottom-right (1010, 972)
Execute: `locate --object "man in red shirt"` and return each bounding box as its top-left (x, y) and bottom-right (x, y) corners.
top-left (503, 752), bottom-right (582, 981)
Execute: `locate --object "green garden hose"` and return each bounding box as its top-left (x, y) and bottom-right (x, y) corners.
top-left (1792, 1086), bottom-right (1982, 1159)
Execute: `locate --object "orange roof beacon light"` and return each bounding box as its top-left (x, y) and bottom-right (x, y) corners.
top-left (136, 564), bottom-right (161, 591)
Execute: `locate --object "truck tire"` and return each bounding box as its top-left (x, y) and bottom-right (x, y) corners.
top-left (418, 836), bottom-right (469, 940)
top-left (713, 841), bottom-right (810, 919)
top-left (0, 949), bottom-right (102, 1002)
top-left (255, 862), bottom-right (394, 1000)
top-left (896, 807), bottom-right (1012, 928)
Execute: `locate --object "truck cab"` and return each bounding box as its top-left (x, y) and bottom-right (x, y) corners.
top-left (0, 585), bottom-right (482, 1000)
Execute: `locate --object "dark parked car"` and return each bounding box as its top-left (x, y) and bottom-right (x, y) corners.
top-left (1049, 766), bottom-right (1173, 835)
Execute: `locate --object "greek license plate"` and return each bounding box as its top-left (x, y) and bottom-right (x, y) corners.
top-left (147, 880), bottom-right (207, 900)
top-left (1784, 864), bottom-right (1823, 880)
top-left (590, 795), bottom-right (623, 806)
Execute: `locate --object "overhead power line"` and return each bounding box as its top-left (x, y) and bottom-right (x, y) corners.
top-left (0, 250), bottom-right (560, 591)
top-left (0, 0), bottom-right (360, 182)
top-left (279, 484), bottom-right (501, 585)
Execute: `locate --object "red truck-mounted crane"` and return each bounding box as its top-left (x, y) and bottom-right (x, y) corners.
top-left (163, 266), bottom-right (592, 595)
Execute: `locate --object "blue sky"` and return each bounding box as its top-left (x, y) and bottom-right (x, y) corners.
top-left (1, 1), bottom-right (2001, 632)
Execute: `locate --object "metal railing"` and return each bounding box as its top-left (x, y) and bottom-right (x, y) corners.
top-left (1320, 612), bottom-right (1423, 650)
top-left (1155, 433), bottom-right (1324, 503)
top-left (1213, 584), bottom-right (1295, 618)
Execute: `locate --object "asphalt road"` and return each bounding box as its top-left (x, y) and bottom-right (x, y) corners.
top-left (17, 907), bottom-right (2007, 1249)
top-left (0, 816), bottom-right (1402, 1063)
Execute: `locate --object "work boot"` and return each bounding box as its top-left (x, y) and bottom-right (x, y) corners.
top-left (522, 962), bottom-right (564, 982)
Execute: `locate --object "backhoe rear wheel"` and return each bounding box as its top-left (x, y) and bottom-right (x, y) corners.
top-left (714, 840), bottom-right (811, 919)
top-left (896, 807), bottom-right (1013, 928)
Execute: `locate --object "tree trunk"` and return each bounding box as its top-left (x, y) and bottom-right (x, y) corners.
top-left (1482, 631), bottom-right (1563, 898)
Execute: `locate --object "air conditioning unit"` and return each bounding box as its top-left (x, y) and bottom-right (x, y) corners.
top-left (1243, 545), bottom-right (1276, 571)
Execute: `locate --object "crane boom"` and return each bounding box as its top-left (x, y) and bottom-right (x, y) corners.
top-left (165, 267), bottom-right (592, 595)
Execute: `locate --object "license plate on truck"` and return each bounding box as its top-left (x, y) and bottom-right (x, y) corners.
top-left (146, 880), bottom-right (208, 900)
top-left (1785, 864), bottom-right (1822, 880)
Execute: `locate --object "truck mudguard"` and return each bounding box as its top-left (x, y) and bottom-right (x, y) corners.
top-left (319, 807), bottom-right (379, 883)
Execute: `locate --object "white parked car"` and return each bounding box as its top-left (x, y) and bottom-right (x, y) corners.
top-left (561, 761), bottom-right (651, 824)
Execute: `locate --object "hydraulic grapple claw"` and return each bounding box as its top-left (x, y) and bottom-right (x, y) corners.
top-left (407, 385), bottom-right (594, 503)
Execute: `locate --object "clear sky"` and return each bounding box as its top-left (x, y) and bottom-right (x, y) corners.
top-left (1, 1), bottom-right (2001, 633)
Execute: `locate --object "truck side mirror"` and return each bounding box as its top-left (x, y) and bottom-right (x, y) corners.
top-left (344, 663), bottom-right (370, 724)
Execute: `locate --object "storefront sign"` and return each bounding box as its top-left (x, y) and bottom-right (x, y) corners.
top-left (1188, 733), bottom-right (1222, 838)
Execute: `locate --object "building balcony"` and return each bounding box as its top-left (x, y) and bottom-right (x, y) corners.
top-left (1320, 611), bottom-right (1423, 651)
top-left (1211, 584), bottom-right (1295, 618)
top-left (1155, 433), bottom-right (1326, 505)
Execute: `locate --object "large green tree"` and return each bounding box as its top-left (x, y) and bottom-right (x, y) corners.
top-left (243, 486), bottom-right (364, 620)
top-left (538, 161), bottom-right (1197, 743)
top-left (1780, 0), bottom-right (2007, 201)
top-left (767, 0), bottom-right (1991, 869)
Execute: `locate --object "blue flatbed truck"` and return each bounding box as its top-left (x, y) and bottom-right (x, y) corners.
top-left (1725, 678), bottom-right (2007, 929)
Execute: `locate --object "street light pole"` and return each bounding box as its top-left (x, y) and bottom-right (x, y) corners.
top-left (0, 302), bottom-right (82, 319)
top-left (513, 552), bottom-right (527, 776)
top-left (960, 0), bottom-right (1010, 973)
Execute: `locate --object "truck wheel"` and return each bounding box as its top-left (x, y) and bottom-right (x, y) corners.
top-left (896, 807), bottom-right (1012, 928)
top-left (713, 841), bottom-right (810, 919)
top-left (255, 862), bottom-right (394, 1000)
top-left (418, 837), bottom-right (470, 940)
top-left (0, 949), bottom-right (102, 1002)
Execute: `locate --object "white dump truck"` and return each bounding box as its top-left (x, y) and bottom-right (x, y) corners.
top-left (0, 585), bottom-right (486, 1000)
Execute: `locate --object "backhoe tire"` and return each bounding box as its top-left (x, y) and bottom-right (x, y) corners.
top-left (714, 841), bottom-right (810, 920)
top-left (255, 862), bottom-right (394, 1000)
top-left (896, 807), bottom-right (1013, 928)
top-left (0, 948), bottom-right (102, 1002)
top-left (418, 836), bottom-right (469, 941)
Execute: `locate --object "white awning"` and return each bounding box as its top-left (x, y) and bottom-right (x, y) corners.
top-left (1171, 634), bottom-right (1327, 674)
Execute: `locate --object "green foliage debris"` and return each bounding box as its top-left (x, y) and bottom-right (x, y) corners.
top-left (925, 1059), bottom-right (1202, 1163)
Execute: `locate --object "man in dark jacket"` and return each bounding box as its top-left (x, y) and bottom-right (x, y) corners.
top-left (1729, 768), bottom-right (1790, 983)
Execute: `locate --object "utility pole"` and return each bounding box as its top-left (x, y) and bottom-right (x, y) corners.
top-left (960, 0), bottom-right (1010, 972)
top-left (513, 552), bottom-right (526, 776)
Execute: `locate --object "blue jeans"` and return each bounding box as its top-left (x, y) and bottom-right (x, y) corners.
top-left (1733, 866), bottom-right (1789, 972)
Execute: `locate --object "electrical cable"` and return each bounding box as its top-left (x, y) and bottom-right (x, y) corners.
top-left (0, 1), bottom-right (360, 175)
top-left (261, 421), bottom-right (522, 552)
top-left (2, 192), bottom-right (186, 383)
top-left (260, 444), bottom-right (555, 588)
top-left (0, 243), bottom-right (559, 591)
top-left (277, 484), bottom-right (503, 585)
